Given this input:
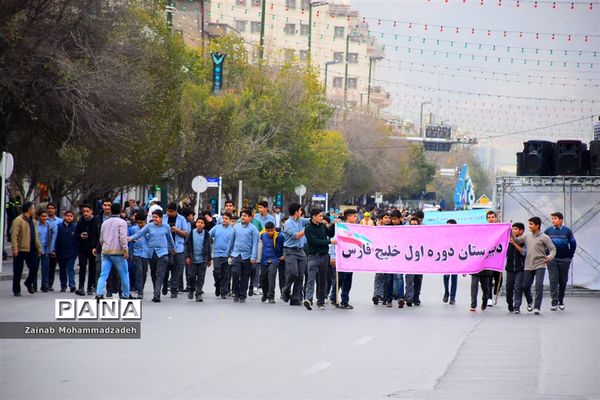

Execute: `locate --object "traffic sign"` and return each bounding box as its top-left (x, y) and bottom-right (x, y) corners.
top-left (295, 185), bottom-right (307, 196)
top-left (191, 176), bottom-right (208, 193)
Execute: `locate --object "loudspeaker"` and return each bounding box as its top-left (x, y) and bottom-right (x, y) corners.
top-left (516, 152), bottom-right (524, 176)
top-left (590, 141), bottom-right (600, 176)
top-left (555, 140), bottom-right (586, 176)
top-left (523, 141), bottom-right (555, 176)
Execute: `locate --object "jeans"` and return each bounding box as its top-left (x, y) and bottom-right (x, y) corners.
top-left (393, 274), bottom-right (405, 299)
top-left (13, 251), bottom-right (37, 295)
top-left (470, 273), bottom-right (490, 308)
top-left (188, 262), bottom-right (207, 296)
top-left (306, 254), bottom-right (329, 304)
top-left (96, 254), bottom-right (130, 297)
top-left (443, 274), bottom-right (458, 300)
top-left (58, 257), bottom-right (77, 290)
top-left (149, 253), bottom-right (169, 298)
top-left (78, 249), bottom-right (96, 291)
top-left (95, 252), bottom-right (119, 295)
top-left (517, 269), bottom-right (546, 310)
top-left (163, 252), bottom-right (185, 293)
top-left (373, 273), bottom-right (385, 298)
top-left (506, 270), bottom-right (530, 310)
top-left (548, 258), bottom-right (571, 306)
top-left (39, 254), bottom-right (50, 290)
top-left (212, 257), bottom-right (230, 296)
top-left (131, 256), bottom-right (148, 295)
top-left (405, 274), bottom-right (423, 303)
top-left (283, 248), bottom-right (307, 302)
top-left (260, 262), bottom-right (278, 300)
top-left (231, 256), bottom-right (252, 299)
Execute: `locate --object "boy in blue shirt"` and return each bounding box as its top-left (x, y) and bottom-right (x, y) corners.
top-left (257, 222), bottom-right (284, 303)
top-left (51, 210), bottom-right (79, 292)
top-left (209, 212), bottom-right (234, 299)
top-left (37, 209), bottom-right (54, 292)
top-left (129, 213), bottom-right (149, 299)
top-left (185, 218), bottom-right (212, 302)
top-left (227, 209), bottom-right (259, 303)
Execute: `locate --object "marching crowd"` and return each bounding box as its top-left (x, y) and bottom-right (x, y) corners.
top-left (8, 198), bottom-right (576, 314)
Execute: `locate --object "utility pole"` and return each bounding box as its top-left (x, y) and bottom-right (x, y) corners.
top-left (324, 60), bottom-right (337, 95)
top-left (343, 31), bottom-right (350, 108)
top-left (200, 0), bottom-right (206, 56)
top-left (308, 1), bottom-right (328, 64)
top-left (166, 0), bottom-right (175, 30)
top-left (259, 0), bottom-right (267, 61)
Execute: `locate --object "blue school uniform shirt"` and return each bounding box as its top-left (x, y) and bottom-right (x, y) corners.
top-left (129, 222), bottom-right (175, 258)
top-left (128, 225), bottom-right (148, 258)
top-left (227, 222), bottom-right (259, 260)
top-left (209, 224), bottom-right (233, 258)
top-left (162, 213), bottom-right (189, 253)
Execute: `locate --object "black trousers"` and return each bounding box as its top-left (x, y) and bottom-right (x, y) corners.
top-left (47, 255), bottom-right (58, 288)
top-left (506, 270), bottom-right (530, 310)
top-left (78, 249), bottom-right (96, 291)
top-left (470, 273), bottom-right (490, 308)
top-left (231, 256), bottom-right (252, 299)
top-left (489, 271), bottom-right (502, 299)
top-left (13, 251), bottom-right (37, 295)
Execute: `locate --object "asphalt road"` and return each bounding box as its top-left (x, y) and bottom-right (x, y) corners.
top-left (1, 272), bottom-right (598, 400)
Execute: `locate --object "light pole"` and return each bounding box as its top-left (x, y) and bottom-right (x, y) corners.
top-left (367, 56), bottom-right (383, 110)
top-left (343, 31), bottom-right (350, 108)
top-left (259, 0), bottom-right (267, 61)
top-left (324, 60), bottom-right (337, 95)
top-left (166, 0), bottom-right (175, 30)
top-left (419, 101), bottom-right (432, 138)
top-left (308, 1), bottom-right (328, 63)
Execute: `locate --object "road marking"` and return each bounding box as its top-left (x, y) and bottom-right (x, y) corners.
top-left (302, 362), bottom-right (331, 375)
top-left (353, 336), bottom-right (374, 346)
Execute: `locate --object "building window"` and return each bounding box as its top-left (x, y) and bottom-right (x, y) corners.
top-left (284, 23), bottom-right (296, 35)
top-left (252, 0), bottom-right (262, 6)
top-left (301, 0), bottom-right (311, 9)
top-left (348, 78), bottom-right (358, 89)
top-left (286, 0), bottom-right (297, 9)
top-left (348, 53), bottom-right (358, 63)
top-left (284, 49), bottom-right (295, 61)
top-left (300, 24), bottom-right (310, 36)
top-left (251, 21), bottom-right (262, 34)
top-left (333, 52), bottom-right (344, 63)
top-left (299, 50), bottom-right (308, 62)
top-left (235, 20), bottom-right (247, 33)
top-left (333, 77), bottom-right (343, 88)
top-left (334, 26), bottom-right (345, 39)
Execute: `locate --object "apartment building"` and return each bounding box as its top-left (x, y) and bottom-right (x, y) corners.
top-left (173, 0), bottom-right (391, 110)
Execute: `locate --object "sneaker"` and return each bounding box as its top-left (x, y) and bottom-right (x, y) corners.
top-left (48, 287), bottom-right (55, 292)
top-left (527, 304), bottom-right (533, 312)
top-left (340, 303), bottom-right (353, 309)
top-left (60, 288), bottom-right (66, 293)
top-left (449, 298), bottom-right (455, 305)
top-left (372, 296), bottom-right (379, 305)
top-left (406, 301), bottom-right (413, 307)
top-left (170, 293), bottom-right (177, 298)
top-left (290, 300), bottom-right (302, 306)
top-left (414, 301), bottom-right (421, 307)
top-left (481, 303), bottom-right (487, 311)
top-left (443, 293), bottom-right (449, 303)
top-left (486, 301), bottom-right (493, 308)
top-left (248, 288), bottom-right (254, 297)
top-left (550, 305), bottom-right (557, 311)
top-left (268, 299), bottom-right (276, 304)
top-left (161, 287), bottom-right (168, 296)
top-left (106, 292), bottom-right (113, 298)
top-left (559, 304), bottom-right (565, 310)
top-left (76, 288), bottom-right (86, 296)
top-left (195, 295), bottom-right (203, 302)
top-left (261, 296), bottom-right (267, 303)
top-left (386, 302), bottom-right (392, 308)
top-left (257, 288), bottom-right (262, 295)
top-left (221, 295), bottom-right (227, 300)
top-left (281, 291), bottom-right (291, 303)
top-left (41, 287), bottom-right (48, 293)
top-left (152, 296), bottom-right (161, 303)
top-left (398, 299), bottom-right (405, 308)
top-left (87, 289), bottom-right (94, 296)
top-left (215, 289), bottom-right (220, 297)
top-left (187, 291), bottom-right (194, 300)
top-left (508, 305), bottom-right (514, 313)
top-left (469, 307), bottom-right (476, 312)
top-left (534, 308), bottom-right (541, 315)
top-left (514, 309), bottom-right (521, 314)
top-left (317, 303), bottom-right (325, 310)
top-left (303, 299), bottom-right (312, 310)
top-left (233, 297), bottom-right (239, 303)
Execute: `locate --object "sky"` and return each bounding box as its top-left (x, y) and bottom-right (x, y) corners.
top-left (350, 0), bottom-right (600, 172)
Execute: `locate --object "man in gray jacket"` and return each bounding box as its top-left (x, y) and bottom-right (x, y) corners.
top-left (96, 203), bottom-right (130, 300)
top-left (511, 216), bottom-right (556, 315)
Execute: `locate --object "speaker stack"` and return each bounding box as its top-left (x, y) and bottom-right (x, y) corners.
top-left (517, 140), bottom-right (599, 177)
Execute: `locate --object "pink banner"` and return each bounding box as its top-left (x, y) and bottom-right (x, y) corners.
top-left (335, 222), bottom-right (511, 274)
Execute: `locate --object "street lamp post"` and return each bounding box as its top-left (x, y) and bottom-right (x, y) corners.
top-left (324, 60), bottom-right (337, 95)
top-left (343, 31), bottom-right (351, 108)
top-left (419, 101), bottom-right (432, 138)
top-left (259, 0), bottom-right (267, 61)
top-left (367, 56), bottom-right (383, 110)
top-left (308, 1), bottom-right (328, 63)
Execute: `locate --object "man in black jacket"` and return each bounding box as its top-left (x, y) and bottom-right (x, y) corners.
top-left (184, 218), bottom-right (212, 302)
top-left (304, 208), bottom-right (337, 310)
top-left (75, 204), bottom-right (98, 295)
top-left (506, 222), bottom-right (530, 313)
